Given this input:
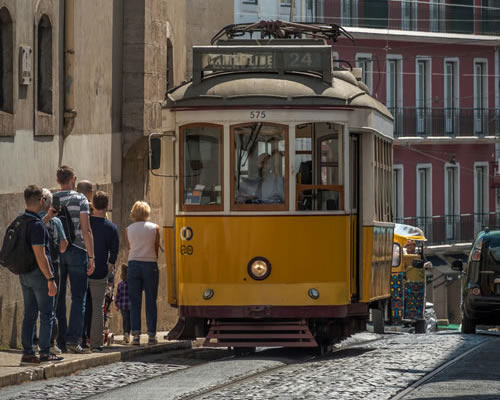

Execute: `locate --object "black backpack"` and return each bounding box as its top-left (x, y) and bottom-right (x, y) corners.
top-left (0, 214), bottom-right (37, 275)
top-left (46, 219), bottom-right (60, 261)
top-left (56, 201), bottom-right (76, 245)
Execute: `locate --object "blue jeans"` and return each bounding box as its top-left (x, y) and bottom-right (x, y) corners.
top-left (128, 261), bottom-right (159, 336)
top-left (57, 246), bottom-right (88, 346)
top-left (20, 268), bottom-right (54, 356)
top-left (121, 309), bottom-right (131, 335)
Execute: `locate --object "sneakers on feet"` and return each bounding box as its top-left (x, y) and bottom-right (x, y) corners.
top-left (50, 344), bottom-right (62, 354)
top-left (20, 354), bottom-right (40, 366)
top-left (147, 335), bottom-right (158, 345)
top-left (124, 333), bottom-right (130, 344)
top-left (40, 353), bottom-right (64, 363)
top-left (91, 346), bottom-right (103, 352)
top-left (132, 335), bottom-right (140, 346)
top-left (67, 344), bottom-right (91, 354)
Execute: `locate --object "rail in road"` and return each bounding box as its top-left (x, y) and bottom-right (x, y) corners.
top-left (0, 331), bottom-right (496, 400)
top-left (182, 336), bottom-right (384, 400)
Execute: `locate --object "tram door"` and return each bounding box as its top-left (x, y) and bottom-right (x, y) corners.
top-left (295, 122), bottom-right (344, 212)
top-left (349, 134), bottom-right (360, 300)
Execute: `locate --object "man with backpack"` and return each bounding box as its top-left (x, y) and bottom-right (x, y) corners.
top-left (0, 185), bottom-right (62, 364)
top-left (53, 166), bottom-right (95, 354)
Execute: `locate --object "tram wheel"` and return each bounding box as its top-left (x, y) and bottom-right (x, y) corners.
top-left (233, 347), bottom-right (256, 357)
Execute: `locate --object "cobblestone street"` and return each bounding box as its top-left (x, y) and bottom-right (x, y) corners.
top-left (0, 331), bottom-right (492, 400)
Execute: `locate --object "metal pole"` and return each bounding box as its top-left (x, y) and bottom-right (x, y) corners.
top-left (289, 0), bottom-right (296, 22)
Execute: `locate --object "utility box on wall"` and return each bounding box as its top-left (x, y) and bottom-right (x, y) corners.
top-left (19, 46), bottom-right (33, 85)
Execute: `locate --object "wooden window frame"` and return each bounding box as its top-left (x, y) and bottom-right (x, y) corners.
top-left (230, 122), bottom-right (289, 212)
top-left (179, 123), bottom-right (224, 212)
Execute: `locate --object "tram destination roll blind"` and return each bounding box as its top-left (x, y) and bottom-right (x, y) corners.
top-left (201, 51), bottom-right (322, 72)
top-left (202, 53), bottom-right (274, 71)
top-left (193, 45), bottom-right (332, 84)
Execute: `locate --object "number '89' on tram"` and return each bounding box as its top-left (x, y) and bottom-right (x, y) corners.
top-left (150, 22), bottom-right (395, 352)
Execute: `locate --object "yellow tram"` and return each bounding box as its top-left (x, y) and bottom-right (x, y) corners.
top-left (150, 22), bottom-right (394, 351)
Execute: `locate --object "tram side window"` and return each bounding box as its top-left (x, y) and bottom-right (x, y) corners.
top-left (295, 123), bottom-right (344, 211)
top-left (232, 123), bottom-right (288, 210)
top-left (181, 124), bottom-right (223, 210)
top-left (374, 136), bottom-right (392, 222)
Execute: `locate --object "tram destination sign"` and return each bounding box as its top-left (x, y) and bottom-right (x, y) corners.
top-left (198, 47), bottom-right (325, 72)
top-left (202, 52), bottom-right (275, 71)
top-left (194, 45), bottom-right (332, 84)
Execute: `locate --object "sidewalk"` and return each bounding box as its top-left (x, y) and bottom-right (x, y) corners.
top-left (0, 333), bottom-right (191, 389)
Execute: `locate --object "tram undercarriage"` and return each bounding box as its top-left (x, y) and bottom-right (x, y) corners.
top-left (168, 306), bottom-right (369, 352)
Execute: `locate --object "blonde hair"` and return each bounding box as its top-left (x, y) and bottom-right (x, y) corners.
top-left (130, 201), bottom-right (151, 222)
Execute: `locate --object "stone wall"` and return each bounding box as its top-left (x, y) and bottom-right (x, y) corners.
top-left (0, 0), bottom-right (235, 346)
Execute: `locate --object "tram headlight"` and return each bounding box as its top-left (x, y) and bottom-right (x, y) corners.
top-left (203, 289), bottom-right (214, 300)
top-left (308, 288), bottom-right (320, 300)
top-left (247, 257), bottom-right (271, 281)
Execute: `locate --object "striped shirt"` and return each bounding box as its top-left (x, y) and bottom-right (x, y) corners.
top-left (53, 190), bottom-right (90, 250)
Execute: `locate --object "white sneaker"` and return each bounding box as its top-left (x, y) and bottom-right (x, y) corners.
top-left (124, 333), bottom-right (130, 344)
top-left (50, 344), bottom-right (62, 354)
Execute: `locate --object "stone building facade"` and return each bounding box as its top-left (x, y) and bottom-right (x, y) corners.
top-left (0, 0), bottom-right (232, 346)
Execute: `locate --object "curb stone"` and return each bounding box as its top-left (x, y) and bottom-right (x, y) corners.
top-left (0, 341), bottom-right (191, 389)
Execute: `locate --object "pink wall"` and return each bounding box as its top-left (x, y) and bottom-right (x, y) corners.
top-left (333, 37), bottom-right (497, 109)
top-left (394, 143), bottom-right (496, 217)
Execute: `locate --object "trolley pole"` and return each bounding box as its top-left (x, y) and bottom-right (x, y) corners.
top-left (289, 0), bottom-right (295, 22)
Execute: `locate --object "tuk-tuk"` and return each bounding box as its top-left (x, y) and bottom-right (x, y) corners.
top-left (391, 224), bottom-right (432, 333)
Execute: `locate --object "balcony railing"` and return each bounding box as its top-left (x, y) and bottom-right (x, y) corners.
top-left (327, 1), bottom-right (500, 35)
top-left (395, 213), bottom-right (500, 246)
top-left (390, 108), bottom-right (500, 138)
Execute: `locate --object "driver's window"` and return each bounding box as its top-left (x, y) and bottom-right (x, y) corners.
top-left (180, 124), bottom-right (223, 211)
top-left (295, 122), bottom-right (344, 211)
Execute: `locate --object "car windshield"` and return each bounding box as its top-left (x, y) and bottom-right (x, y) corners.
top-left (483, 237), bottom-right (500, 272)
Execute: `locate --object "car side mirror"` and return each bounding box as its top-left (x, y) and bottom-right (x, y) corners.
top-left (412, 259), bottom-right (425, 269)
top-left (451, 260), bottom-right (464, 272)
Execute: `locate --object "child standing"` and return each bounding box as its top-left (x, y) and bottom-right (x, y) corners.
top-left (115, 265), bottom-right (131, 343)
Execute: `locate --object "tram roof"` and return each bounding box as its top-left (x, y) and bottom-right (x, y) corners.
top-left (164, 42), bottom-right (392, 120)
top-left (165, 71), bottom-right (392, 120)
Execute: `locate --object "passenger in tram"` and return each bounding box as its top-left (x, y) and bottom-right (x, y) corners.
top-left (258, 152), bottom-right (285, 204)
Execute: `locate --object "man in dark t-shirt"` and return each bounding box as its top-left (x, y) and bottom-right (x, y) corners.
top-left (87, 191), bottom-right (119, 350)
top-left (19, 185), bottom-right (63, 365)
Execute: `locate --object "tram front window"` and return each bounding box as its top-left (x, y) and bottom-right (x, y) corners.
top-left (232, 123), bottom-right (288, 210)
top-left (180, 124), bottom-right (223, 210)
top-left (295, 123), bottom-right (344, 211)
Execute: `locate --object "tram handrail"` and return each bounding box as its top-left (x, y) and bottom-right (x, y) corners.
top-left (296, 184), bottom-right (344, 210)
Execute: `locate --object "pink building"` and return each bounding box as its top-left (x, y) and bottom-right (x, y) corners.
top-left (321, 0), bottom-right (500, 322)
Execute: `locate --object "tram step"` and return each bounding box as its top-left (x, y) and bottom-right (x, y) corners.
top-left (203, 319), bottom-right (318, 348)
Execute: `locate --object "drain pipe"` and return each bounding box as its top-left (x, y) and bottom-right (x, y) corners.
top-left (63, 0), bottom-right (76, 137)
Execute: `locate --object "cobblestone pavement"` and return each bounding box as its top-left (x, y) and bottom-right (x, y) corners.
top-left (0, 351), bottom-right (226, 400)
top-left (0, 332), bottom-right (489, 400)
top-left (200, 332), bottom-right (487, 400)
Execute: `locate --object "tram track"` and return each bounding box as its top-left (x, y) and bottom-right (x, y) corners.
top-left (391, 333), bottom-right (494, 400)
top-left (179, 336), bottom-right (385, 400)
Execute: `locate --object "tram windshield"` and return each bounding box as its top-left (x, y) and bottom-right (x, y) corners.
top-left (232, 123), bottom-right (287, 210)
top-left (181, 124), bottom-right (223, 209)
